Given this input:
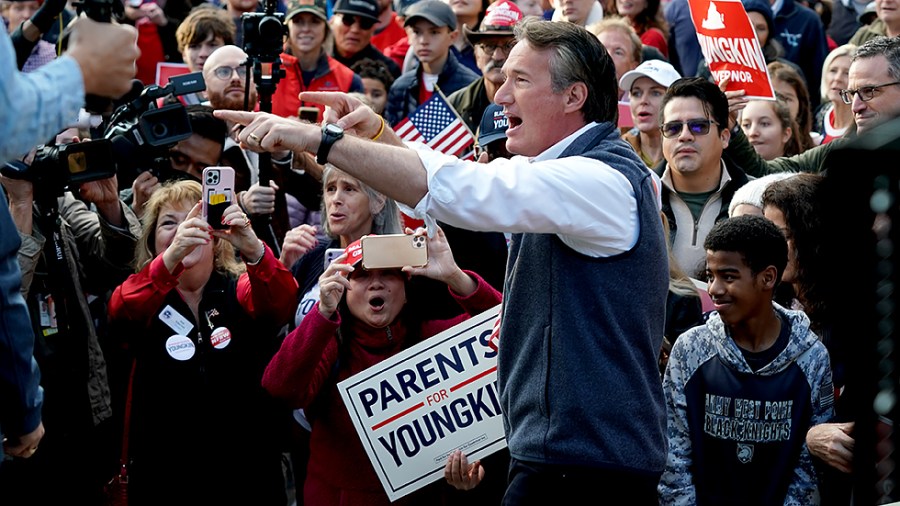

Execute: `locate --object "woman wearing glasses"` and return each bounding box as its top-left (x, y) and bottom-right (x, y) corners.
top-left (272, 0), bottom-right (365, 123)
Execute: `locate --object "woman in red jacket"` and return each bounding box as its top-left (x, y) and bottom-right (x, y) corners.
top-left (262, 226), bottom-right (501, 506)
top-left (108, 180), bottom-right (298, 505)
top-left (273, 0), bottom-right (364, 121)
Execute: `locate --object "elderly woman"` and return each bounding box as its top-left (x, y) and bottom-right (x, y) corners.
top-left (108, 180), bottom-right (298, 505)
top-left (272, 0), bottom-right (364, 122)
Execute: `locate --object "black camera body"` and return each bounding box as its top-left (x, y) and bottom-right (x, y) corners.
top-left (103, 72), bottom-right (205, 184)
top-left (242, 0), bottom-right (285, 64)
top-left (2, 139), bottom-right (117, 191)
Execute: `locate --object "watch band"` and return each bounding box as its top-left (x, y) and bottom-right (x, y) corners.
top-left (316, 124), bottom-right (344, 165)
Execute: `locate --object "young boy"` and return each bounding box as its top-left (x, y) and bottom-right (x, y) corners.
top-left (383, 0), bottom-right (478, 126)
top-left (658, 215), bottom-right (834, 506)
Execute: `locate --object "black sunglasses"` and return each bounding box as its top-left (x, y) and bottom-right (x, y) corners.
top-left (340, 14), bottom-right (376, 30)
top-left (660, 119), bottom-right (717, 138)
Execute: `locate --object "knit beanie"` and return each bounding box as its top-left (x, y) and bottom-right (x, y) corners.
top-left (728, 173), bottom-right (796, 217)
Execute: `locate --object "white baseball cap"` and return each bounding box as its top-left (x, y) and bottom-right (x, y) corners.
top-left (618, 59), bottom-right (682, 92)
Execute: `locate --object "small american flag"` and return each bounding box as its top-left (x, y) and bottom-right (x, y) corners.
top-left (393, 91), bottom-right (475, 158)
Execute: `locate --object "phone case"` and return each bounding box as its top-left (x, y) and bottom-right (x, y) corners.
top-left (360, 234), bottom-right (428, 270)
top-left (202, 166), bottom-right (235, 230)
top-left (324, 248), bottom-right (345, 269)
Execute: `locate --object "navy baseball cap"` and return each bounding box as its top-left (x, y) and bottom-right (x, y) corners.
top-left (478, 103), bottom-right (509, 147)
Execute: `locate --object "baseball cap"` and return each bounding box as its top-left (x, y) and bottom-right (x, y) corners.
top-left (859, 1), bottom-right (877, 24)
top-left (618, 59), bottom-right (682, 93)
top-left (334, 0), bottom-right (380, 22)
top-left (463, 0), bottom-right (522, 43)
top-left (337, 239), bottom-right (364, 267)
top-left (403, 0), bottom-right (457, 30)
top-left (285, 0), bottom-right (328, 22)
top-left (478, 103), bottom-right (509, 147)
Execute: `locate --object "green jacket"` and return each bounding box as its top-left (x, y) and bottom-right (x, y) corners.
top-left (725, 127), bottom-right (851, 176)
top-left (850, 18), bottom-right (887, 46)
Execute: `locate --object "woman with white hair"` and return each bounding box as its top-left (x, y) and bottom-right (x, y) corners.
top-left (815, 43), bottom-right (856, 144)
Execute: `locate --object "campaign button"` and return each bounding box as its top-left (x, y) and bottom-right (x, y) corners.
top-left (210, 327), bottom-right (232, 349)
top-left (165, 335), bottom-right (195, 361)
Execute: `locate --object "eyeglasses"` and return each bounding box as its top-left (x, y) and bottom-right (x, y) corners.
top-left (839, 81), bottom-right (900, 104)
top-left (660, 119), bottom-right (717, 138)
top-left (213, 65), bottom-right (247, 81)
top-left (476, 40), bottom-right (517, 55)
top-left (339, 14), bottom-right (376, 30)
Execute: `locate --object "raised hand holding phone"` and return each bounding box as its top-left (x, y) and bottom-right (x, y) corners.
top-left (202, 167), bottom-right (235, 230)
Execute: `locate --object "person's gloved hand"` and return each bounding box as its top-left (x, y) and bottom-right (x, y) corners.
top-left (30, 0), bottom-right (68, 33)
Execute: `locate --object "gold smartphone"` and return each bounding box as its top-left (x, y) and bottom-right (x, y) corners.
top-left (360, 234), bottom-right (428, 270)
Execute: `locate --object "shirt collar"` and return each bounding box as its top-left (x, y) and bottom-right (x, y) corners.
top-left (532, 122), bottom-right (600, 162)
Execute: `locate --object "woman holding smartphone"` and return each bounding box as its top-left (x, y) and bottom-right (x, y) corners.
top-left (263, 225), bottom-right (501, 506)
top-left (272, 0), bottom-right (364, 122)
top-left (277, 163), bottom-right (402, 500)
top-left (108, 180), bottom-right (298, 504)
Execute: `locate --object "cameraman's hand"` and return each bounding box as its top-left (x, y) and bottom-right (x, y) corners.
top-left (280, 224), bottom-right (318, 268)
top-left (0, 174), bottom-right (34, 235)
top-left (162, 202), bottom-right (211, 273)
top-left (241, 181), bottom-right (278, 216)
top-left (66, 16), bottom-right (139, 99)
top-left (131, 171), bottom-right (160, 219)
top-left (79, 175), bottom-right (124, 226)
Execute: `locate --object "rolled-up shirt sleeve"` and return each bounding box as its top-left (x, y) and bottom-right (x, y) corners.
top-left (401, 142), bottom-right (639, 257)
top-left (0, 29), bottom-right (85, 163)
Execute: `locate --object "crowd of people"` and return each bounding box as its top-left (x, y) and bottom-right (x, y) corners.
top-left (2, 0), bottom-right (899, 504)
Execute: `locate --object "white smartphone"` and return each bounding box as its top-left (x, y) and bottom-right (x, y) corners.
top-left (202, 166), bottom-right (235, 230)
top-left (324, 248), bottom-right (344, 269)
top-left (360, 234), bottom-right (427, 270)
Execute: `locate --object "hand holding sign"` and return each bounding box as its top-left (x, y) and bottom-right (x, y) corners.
top-left (689, 0), bottom-right (776, 100)
top-left (719, 77), bottom-right (750, 129)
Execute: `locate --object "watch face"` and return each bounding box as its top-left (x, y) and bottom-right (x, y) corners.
top-left (324, 124), bottom-right (343, 135)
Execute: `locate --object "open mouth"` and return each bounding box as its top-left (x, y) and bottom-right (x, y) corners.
top-left (369, 296), bottom-right (385, 311)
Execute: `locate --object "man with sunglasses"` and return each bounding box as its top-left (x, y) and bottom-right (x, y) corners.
top-left (655, 76), bottom-right (752, 279)
top-left (448, 0), bottom-right (523, 134)
top-left (725, 35), bottom-right (900, 177)
top-left (330, 0), bottom-right (402, 78)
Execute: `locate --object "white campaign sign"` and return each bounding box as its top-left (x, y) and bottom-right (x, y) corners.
top-left (338, 305), bottom-right (506, 502)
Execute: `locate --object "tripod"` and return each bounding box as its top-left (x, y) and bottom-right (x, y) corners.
top-left (240, 0), bottom-right (286, 258)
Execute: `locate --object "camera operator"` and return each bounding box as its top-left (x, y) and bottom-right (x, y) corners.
top-left (203, 45), bottom-right (321, 250)
top-left (0, 130), bottom-right (142, 503)
top-left (0, 10), bottom-right (137, 469)
top-left (128, 104), bottom-right (228, 218)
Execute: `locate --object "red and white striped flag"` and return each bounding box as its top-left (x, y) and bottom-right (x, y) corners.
top-left (393, 91), bottom-right (475, 158)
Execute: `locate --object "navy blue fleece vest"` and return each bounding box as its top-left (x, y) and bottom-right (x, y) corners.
top-left (498, 122), bottom-right (669, 475)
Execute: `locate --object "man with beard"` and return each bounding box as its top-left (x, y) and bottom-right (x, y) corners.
top-left (448, 0), bottom-right (523, 135)
top-left (202, 45), bottom-right (318, 250)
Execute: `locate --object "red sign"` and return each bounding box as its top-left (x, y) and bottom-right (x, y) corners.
top-left (687, 0), bottom-right (775, 99)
